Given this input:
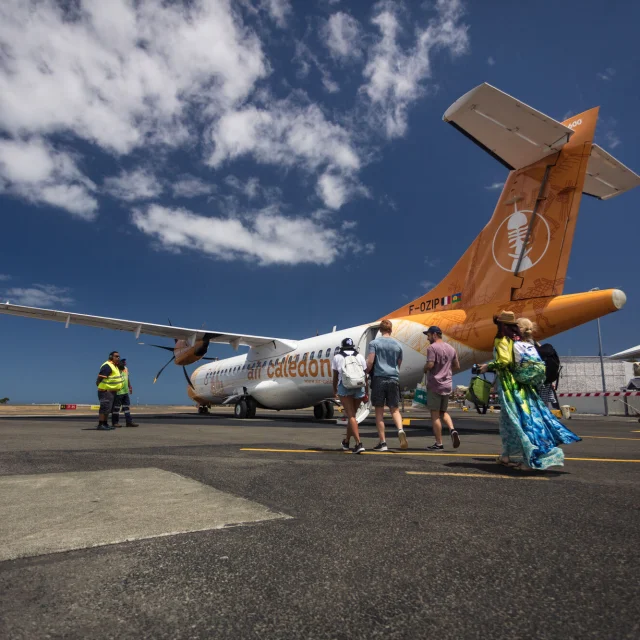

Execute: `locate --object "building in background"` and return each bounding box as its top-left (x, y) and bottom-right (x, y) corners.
top-left (557, 357), bottom-right (637, 416)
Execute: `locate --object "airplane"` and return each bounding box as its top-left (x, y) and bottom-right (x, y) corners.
top-left (2, 83), bottom-right (639, 423)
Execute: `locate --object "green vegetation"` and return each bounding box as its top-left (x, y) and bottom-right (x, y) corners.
top-left (0, 397), bottom-right (9, 404)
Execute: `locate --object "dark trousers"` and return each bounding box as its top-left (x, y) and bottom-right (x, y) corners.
top-left (112, 394), bottom-right (132, 424)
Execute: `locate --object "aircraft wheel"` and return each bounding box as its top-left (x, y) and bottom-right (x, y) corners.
top-left (234, 400), bottom-right (248, 419)
top-left (313, 404), bottom-right (327, 420)
top-left (246, 398), bottom-right (257, 419)
top-left (324, 402), bottom-right (334, 419)
top-left (197, 406), bottom-right (205, 414)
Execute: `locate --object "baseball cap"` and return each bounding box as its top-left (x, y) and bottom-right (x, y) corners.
top-left (423, 326), bottom-right (442, 336)
top-left (341, 337), bottom-right (355, 348)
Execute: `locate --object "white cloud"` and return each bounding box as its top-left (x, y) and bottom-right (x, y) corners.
top-left (0, 0), bottom-right (267, 155)
top-left (597, 67), bottom-right (616, 81)
top-left (0, 275), bottom-right (11, 281)
top-left (224, 175), bottom-right (281, 202)
top-left (3, 284), bottom-right (74, 307)
top-left (361, 0), bottom-right (469, 138)
top-left (132, 204), bottom-right (341, 266)
top-left (487, 56), bottom-right (495, 66)
top-left (485, 181), bottom-right (504, 190)
top-left (259, 0), bottom-right (292, 28)
top-left (104, 168), bottom-right (163, 202)
top-left (341, 220), bottom-right (357, 230)
top-left (294, 41), bottom-right (340, 93)
top-left (171, 176), bottom-right (216, 199)
top-left (323, 12), bottom-right (362, 59)
top-left (605, 131), bottom-right (621, 150)
top-left (420, 280), bottom-right (435, 290)
top-left (0, 138), bottom-right (97, 218)
top-left (209, 98), bottom-right (361, 208)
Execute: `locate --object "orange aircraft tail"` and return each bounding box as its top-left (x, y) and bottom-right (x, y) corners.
top-left (389, 106), bottom-right (600, 318)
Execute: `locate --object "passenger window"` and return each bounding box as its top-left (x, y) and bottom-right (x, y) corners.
top-left (310, 351), bottom-right (315, 359)
top-left (269, 360), bottom-right (273, 366)
top-left (325, 348), bottom-right (331, 358)
top-left (262, 361), bottom-right (267, 368)
top-left (302, 353), bottom-right (307, 361)
top-left (334, 346), bottom-right (340, 355)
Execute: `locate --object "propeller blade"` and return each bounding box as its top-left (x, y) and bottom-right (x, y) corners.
top-left (183, 365), bottom-right (195, 390)
top-left (153, 355), bottom-right (176, 383)
top-left (201, 357), bottom-right (218, 361)
top-left (139, 342), bottom-right (175, 351)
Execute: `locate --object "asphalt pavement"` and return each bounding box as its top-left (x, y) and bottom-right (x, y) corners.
top-left (0, 409), bottom-right (638, 639)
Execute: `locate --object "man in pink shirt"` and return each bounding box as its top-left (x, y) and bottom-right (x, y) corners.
top-left (423, 326), bottom-right (461, 450)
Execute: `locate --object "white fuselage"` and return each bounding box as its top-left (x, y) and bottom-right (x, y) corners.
top-left (190, 320), bottom-right (489, 410)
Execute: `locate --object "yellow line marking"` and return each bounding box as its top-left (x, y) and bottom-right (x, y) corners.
top-left (402, 418), bottom-right (411, 426)
top-left (240, 448), bottom-right (640, 463)
top-left (578, 436), bottom-right (640, 441)
top-left (241, 448), bottom-right (496, 457)
top-left (406, 471), bottom-right (548, 481)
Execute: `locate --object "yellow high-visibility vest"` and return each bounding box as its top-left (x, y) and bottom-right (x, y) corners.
top-left (97, 361), bottom-right (124, 392)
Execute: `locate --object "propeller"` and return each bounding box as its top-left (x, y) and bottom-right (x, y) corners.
top-left (154, 354), bottom-right (176, 384)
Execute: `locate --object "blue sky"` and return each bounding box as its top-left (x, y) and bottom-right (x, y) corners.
top-left (1, 0), bottom-right (638, 404)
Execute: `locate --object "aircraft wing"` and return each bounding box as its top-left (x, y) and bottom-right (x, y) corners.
top-left (0, 302), bottom-right (287, 349)
top-left (583, 144), bottom-right (640, 200)
top-left (609, 345), bottom-right (640, 361)
top-left (443, 82), bottom-right (574, 170)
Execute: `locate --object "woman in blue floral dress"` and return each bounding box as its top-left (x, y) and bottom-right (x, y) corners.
top-left (479, 311), bottom-right (580, 470)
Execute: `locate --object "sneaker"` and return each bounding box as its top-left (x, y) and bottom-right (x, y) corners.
top-left (125, 422), bottom-right (139, 428)
top-left (353, 442), bottom-right (365, 454)
top-left (111, 423), bottom-right (121, 428)
top-left (373, 441), bottom-right (388, 452)
top-left (341, 439), bottom-right (350, 451)
top-left (97, 424), bottom-right (114, 431)
top-left (398, 429), bottom-right (408, 450)
top-left (426, 442), bottom-right (444, 451)
top-left (451, 430), bottom-right (460, 449)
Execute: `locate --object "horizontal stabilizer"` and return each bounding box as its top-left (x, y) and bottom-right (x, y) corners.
top-left (443, 83), bottom-right (574, 170)
top-left (584, 144), bottom-right (640, 200)
top-left (0, 303), bottom-right (292, 350)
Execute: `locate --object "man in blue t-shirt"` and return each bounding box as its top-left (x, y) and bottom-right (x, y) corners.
top-left (366, 319), bottom-right (408, 451)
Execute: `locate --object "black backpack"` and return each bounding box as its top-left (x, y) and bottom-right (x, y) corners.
top-left (535, 343), bottom-right (561, 385)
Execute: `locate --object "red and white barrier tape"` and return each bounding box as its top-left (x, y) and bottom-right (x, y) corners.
top-left (556, 391), bottom-right (640, 398)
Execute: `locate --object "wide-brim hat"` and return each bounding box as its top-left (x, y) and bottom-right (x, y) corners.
top-left (493, 310), bottom-right (518, 325)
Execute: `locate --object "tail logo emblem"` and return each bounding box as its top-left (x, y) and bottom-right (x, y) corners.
top-left (492, 205), bottom-right (550, 273)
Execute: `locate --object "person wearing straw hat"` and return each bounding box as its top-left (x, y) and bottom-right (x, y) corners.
top-left (479, 311), bottom-right (580, 470)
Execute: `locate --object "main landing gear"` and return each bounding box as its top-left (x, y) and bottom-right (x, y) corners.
top-left (234, 397), bottom-right (257, 419)
top-left (197, 405), bottom-right (210, 414)
top-left (313, 401), bottom-right (335, 420)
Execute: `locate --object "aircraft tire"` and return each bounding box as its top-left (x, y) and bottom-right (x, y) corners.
top-left (313, 404), bottom-right (327, 420)
top-left (324, 402), bottom-right (334, 419)
top-left (246, 398), bottom-right (257, 419)
top-left (235, 400), bottom-right (248, 419)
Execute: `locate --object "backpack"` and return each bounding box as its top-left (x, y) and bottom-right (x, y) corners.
top-left (535, 343), bottom-right (562, 385)
top-left (511, 341), bottom-right (546, 386)
top-left (340, 350), bottom-right (366, 389)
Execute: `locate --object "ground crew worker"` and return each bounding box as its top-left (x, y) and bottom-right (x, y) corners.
top-left (96, 351), bottom-right (123, 431)
top-left (111, 358), bottom-right (139, 427)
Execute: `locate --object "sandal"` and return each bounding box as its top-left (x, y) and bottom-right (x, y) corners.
top-left (496, 457), bottom-right (522, 469)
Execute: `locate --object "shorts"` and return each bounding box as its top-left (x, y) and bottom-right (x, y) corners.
top-left (371, 377), bottom-right (400, 408)
top-left (98, 390), bottom-right (117, 415)
top-left (427, 389), bottom-right (449, 412)
top-left (338, 381), bottom-right (365, 399)
top-left (114, 394), bottom-right (130, 409)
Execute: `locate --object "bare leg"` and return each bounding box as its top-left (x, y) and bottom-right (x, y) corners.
top-left (442, 411), bottom-right (454, 433)
top-left (341, 396), bottom-right (361, 443)
top-left (431, 410), bottom-right (443, 445)
top-left (375, 406), bottom-right (385, 442)
top-left (390, 407), bottom-right (403, 430)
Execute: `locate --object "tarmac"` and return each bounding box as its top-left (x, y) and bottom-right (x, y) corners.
top-left (0, 408), bottom-right (638, 639)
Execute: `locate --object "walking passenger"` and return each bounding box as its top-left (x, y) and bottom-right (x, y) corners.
top-left (479, 311), bottom-right (580, 469)
top-left (111, 358), bottom-right (139, 428)
top-left (96, 351), bottom-right (123, 431)
top-left (423, 326), bottom-right (461, 450)
top-left (333, 338), bottom-right (368, 454)
top-left (517, 318), bottom-right (556, 410)
top-left (366, 319), bottom-right (408, 451)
